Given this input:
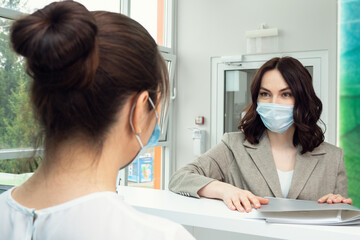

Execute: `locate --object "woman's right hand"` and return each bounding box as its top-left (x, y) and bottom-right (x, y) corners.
top-left (221, 184), bottom-right (269, 212)
top-left (198, 181), bottom-right (269, 212)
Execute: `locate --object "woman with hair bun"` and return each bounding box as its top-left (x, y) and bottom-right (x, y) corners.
top-left (0, 1), bottom-right (194, 239)
top-left (169, 57), bottom-right (352, 212)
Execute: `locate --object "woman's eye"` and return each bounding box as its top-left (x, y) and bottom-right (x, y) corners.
top-left (282, 92), bottom-right (292, 97)
top-left (259, 92), bottom-right (269, 97)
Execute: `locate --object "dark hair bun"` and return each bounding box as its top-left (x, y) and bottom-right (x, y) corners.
top-left (11, 1), bottom-right (98, 90)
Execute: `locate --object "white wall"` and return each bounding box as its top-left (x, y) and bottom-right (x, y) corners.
top-left (174, 0), bottom-right (337, 170)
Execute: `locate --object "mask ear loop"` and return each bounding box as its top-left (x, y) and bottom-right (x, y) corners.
top-left (148, 97), bottom-right (163, 137)
top-left (148, 97), bottom-right (159, 119)
top-left (129, 101), bottom-right (144, 149)
top-left (149, 96), bottom-right (165, 139)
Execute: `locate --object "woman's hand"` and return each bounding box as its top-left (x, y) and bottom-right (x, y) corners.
top-left (221, 184), bottom-right (269, 212)
top-left (318, 194), bottom-right (353, 205)
top-left (198, 181), bottom-right (269, 212)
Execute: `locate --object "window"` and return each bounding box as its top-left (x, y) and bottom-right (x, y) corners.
top-left (118, 52), bottom-right (176, 190)
top-left (1, 1), bottom-right (121, 13)
top-left (122, 0), bottom-right (174, 49)
top-left (0, 19), bottom-right (33, 150)
top-left (127, 147), bottom-right (162, 189)
top-left (0, 6), bottom-right (40, 186)
top-left (118, 0), bottom-right (176, 190)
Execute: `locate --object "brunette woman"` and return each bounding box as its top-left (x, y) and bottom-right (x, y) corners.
top-left (169, 57), bottom-right (351, 212)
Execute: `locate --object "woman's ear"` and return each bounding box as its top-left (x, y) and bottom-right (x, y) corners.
top-left (131, 91), bottom-right (149, 134)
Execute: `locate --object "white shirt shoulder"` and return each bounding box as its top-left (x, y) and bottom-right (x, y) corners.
top-left (0, 189), bottom-right (195, 240)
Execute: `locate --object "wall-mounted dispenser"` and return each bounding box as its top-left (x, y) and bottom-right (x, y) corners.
top-left (192, 128), bottom-right (206, 156)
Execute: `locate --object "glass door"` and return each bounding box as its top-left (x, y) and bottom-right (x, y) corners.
top-left (224, 70), bottom-right (254, 132)
top-left (211, 59), bottom-right (264, 146)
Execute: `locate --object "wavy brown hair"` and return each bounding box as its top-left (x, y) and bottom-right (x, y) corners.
top-left (239, 57), bottom-right (324, 154)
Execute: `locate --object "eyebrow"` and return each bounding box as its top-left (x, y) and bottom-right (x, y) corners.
top-left (259, 87), bottom-right (270, 92)
top-left (259, 87), bottom-right (291, 92)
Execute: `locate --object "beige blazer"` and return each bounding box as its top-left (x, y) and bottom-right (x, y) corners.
top-left (169, 132), bottom-right (348, 200)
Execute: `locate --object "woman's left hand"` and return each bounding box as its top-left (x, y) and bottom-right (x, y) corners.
top-left (318, 194), bottom-right (353, 205)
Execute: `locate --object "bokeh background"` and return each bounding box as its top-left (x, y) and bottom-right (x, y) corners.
top-left (339, 0), bottom-right (360, 207)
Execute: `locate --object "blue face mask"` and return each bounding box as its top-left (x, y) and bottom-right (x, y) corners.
top-left (122, 97), bottom-right (160, 170)
top-left (256, 102), bottom-right (294, 134)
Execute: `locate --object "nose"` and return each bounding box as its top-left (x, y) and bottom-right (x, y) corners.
top-left (272, 95), bottom-right (282, 104)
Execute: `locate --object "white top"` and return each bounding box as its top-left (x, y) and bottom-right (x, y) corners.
top-left (277, 169), bottom-right (294, 198)
top-left (0, 188), bottom-right (195, 240)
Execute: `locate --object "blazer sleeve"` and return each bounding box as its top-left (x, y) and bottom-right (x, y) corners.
top-left (168, 134), bottom-right (234, 198)
top-left (334, 148), bottom-right (348, 198)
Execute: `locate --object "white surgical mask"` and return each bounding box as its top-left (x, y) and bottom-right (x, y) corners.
top-left (256, 102), bottom-right (294, 134)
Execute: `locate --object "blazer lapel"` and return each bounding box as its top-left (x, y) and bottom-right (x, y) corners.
top-left (243, 133), bottom-right (283, 198)
top-left (287, 147), bottom-right (324, 199)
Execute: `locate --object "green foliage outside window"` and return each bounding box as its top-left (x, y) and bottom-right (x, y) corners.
top-left (0, 14), bottom-right (40, 175)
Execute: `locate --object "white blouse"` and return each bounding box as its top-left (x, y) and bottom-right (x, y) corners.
top-left (277, 169), bottom-right (294, 198)
top-left (0, 188), bottom-right (195, 240)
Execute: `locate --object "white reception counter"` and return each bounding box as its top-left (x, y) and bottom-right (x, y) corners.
top-left (117, 186), bottom-right (360, 240)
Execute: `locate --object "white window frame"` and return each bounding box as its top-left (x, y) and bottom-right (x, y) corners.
top-left (160, 52), bottom-right (176, 190)
top-left (211, 50), bottom-right (331, 147)
top-left (0, 7), bottom-right (23, 19)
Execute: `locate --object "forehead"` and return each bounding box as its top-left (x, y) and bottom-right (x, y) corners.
top-left (260, 69), bottom-right (289, 90)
